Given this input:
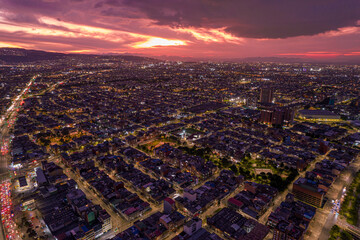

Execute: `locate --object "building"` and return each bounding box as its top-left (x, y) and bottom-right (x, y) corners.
top-left (260, 107), bottom-right (294, 126)
top-left (273, 220), bottom-right (305, 240)
top-left (36, 168), bottom-right (48, 186)
top-left (160, 211), bottom-right (186, 231)
top-left (183, 217), bottom-right (202, 236)
top-left (71, 225), bottom-right (95, 240)
top-left (260, 109), bottom-right (273, 124)
top-left (98, 209), bottom-right (111, 234)
top-left (174, 217), bottom-right (223, 240)
top-left (318, 141), bottom-right (330, 154)
top-left (164, 197), bottom-right (176, 214)
top-left (292, 178), bottom-right (325, 208)
top-left (183, 188), bottom-right (197, 202)
top-left (267, 194), bottom-right (316, 233)
top-left (260, 88), bottom-right (273, 104)
top-left (17, 176), bottom-right (30, 191)
top-left (282, 107), bottom-right (295, 125)
top-left (207, 208), bottom-right (269, 240)
top-left (228, 197), bottom-right (244, 210)
top-left (298, 110), bottom-right (341, 121)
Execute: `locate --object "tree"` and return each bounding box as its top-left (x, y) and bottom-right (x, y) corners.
top-left (329, 225), bottom-right (340, 236)
top-left (220, 157), bottom-right (231, 168)
top-left (329, 225), bottom-right (340, 240)
top-left (270, 174), bottom-right (286, 191)
top-left (230, 165), bottom-right (239, 175)
top-left (340, 230), bottom-right (353, 240)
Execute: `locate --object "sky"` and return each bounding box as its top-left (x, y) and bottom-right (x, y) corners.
top-left (0, 0), bottom-right (359, 60)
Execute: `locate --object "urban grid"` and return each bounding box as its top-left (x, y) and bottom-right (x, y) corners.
top-left (0, 49), bottom-right (359, 240)
top-left (0, 1), bottom-right (359, 240)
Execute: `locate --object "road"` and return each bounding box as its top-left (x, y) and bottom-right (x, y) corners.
top-left (336, 218), bottom-right (360, 239)
top-left (0, 75), bottom-right (37, 174)
top-left (316, 155), bottom-right (360, 240)
top-left (0, 75), bottom-right (37, 240)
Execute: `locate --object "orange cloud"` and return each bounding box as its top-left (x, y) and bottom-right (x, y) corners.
top-left (132, 37), bottom-right (186, 48)
top-left (0, 16), bottom-right (189, 51)
top-left (177, 27), bottom-right (245, 44)
top-left (0, 42), bottom-right (23, 48)
top-left (322, 26), bottom-right (360, 37)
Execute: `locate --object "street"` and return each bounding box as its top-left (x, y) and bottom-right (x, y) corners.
top-left (316, 155), bottom-right (360, 240)
top-left (0, 75), bottom-right (38, 240)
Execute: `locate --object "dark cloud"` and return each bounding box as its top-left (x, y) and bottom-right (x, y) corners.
top-left (0, 0), bottom-right (359, 53)
top-left (1, 0), bottom-right (65, 13)
top-left (2, 13), bottom-right (40, 25)
top-left (1, 0), bottom-right (359, 39)
top-left (123, 0), bottom-right (360, 38)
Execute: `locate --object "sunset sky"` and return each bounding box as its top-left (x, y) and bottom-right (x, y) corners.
top-left (0, 0), bottom-right (359, 60)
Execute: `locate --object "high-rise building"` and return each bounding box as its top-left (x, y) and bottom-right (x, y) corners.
top-left (272, 109), bottom-right (286, 126)
top-left (260, 107), bottom-right (294, 126)
top-left (283, 107), bottom-right (295, 124)
top-left (292, 178), bottom-right (325, 208)
top-left (260, 88), bottom-right (273, 103)
top-left (260, 109), bottom-right (273, 124)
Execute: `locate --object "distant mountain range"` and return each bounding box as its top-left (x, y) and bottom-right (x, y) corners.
top-left (0, 48), bottom-right (66, 63)
top-left (0, 48), bottom-right (156, 64)
top-left (0, 48), bottom-right (359, 65)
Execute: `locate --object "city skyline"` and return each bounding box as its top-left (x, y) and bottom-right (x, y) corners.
top-left (0, 0), bottom-right (359, 61)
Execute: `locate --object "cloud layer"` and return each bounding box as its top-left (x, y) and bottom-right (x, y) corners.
top-left (124, 0), bottom-right (360, 38)
top-left (0, 0), bottom-right (359, 59)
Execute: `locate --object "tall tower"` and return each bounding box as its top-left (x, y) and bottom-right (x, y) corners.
top-left (260, 88), bottom-right (273, 103)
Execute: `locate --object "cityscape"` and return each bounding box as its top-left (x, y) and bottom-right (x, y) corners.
top-left (0, 1), bottom-right (360, 240)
